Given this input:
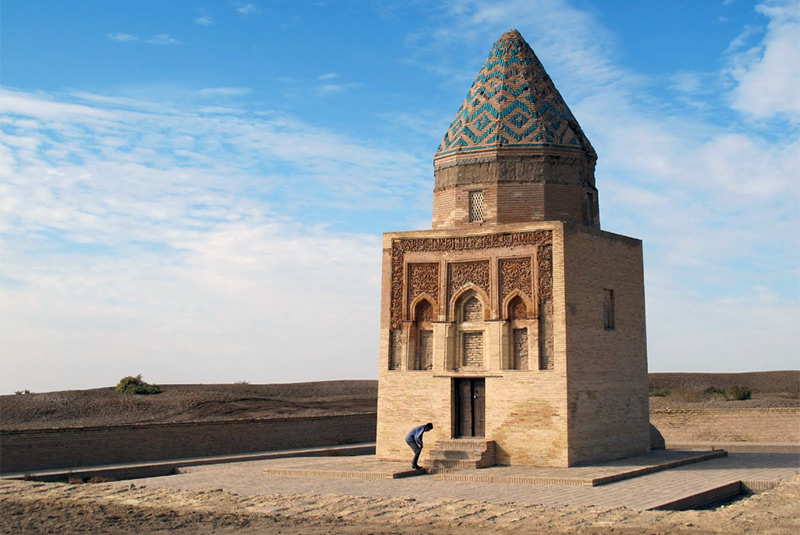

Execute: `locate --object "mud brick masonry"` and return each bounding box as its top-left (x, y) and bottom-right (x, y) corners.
top-left (376, 30), bottom-right (649, 467)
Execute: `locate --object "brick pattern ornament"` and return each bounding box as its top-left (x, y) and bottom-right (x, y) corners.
top-left (462, 295), bottom-right (484, 322)
top-left (435, 30), bottom-right (595, 158)
top-left (462, 332), bottom-right (484, 367)
top-left (508, 295), bottom-right (528, 320)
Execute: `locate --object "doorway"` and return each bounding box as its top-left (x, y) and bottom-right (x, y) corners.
top-left (454, 378), bottom-right (485, 437)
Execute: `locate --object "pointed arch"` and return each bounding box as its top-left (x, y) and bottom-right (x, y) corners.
top-left (502, 290), bottom-right (534, 320)
top-left (409, 295), bottom-right (435, 371)
top-left (448, 283), bottom-right (491, 322)
top-left (409, 293), bottom-right (437, 322)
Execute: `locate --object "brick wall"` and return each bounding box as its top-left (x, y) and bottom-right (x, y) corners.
top-left (431, 151), bottom-right (600, 230)
top-left (562, 224), bottom-right (650, 464)
top-left (651, 408), bottom-right (800, 444)
top-left (0, 413), bottom-right (376, 474)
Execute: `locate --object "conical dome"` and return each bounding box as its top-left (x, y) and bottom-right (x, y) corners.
top-left (432, 30), bottom-right (600, 230)
top-left (435, 30), bottom-right (594, 158)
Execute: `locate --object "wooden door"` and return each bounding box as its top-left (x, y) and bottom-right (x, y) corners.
top-left (473, 379), bottom-right (485, 436)
top-left (455, 379), bottom-right (485, 437)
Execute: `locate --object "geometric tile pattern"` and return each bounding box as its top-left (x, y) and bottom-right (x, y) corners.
top-left (435, 29), bottom-right (594, 159)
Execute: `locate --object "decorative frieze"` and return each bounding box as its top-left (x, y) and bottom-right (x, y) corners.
top-left (537, 243), bottom-right (553, 301)
top-left (389, 230), bottom-right (551, 328)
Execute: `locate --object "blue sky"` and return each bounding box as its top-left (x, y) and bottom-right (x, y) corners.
top-left (1, 0), bottom-right (798, 393)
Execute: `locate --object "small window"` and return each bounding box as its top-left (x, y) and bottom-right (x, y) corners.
top-left (469, 191), bottom-right (484, 223)
top-left (603, 289), bottom-right (615, 330)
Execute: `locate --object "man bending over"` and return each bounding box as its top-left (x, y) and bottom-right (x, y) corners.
top-left (405, 422), bottom-right (433, 471)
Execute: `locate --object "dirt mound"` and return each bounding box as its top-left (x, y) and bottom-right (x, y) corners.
top-left (1, 380), bottom-right (377, 430)
top-left (649, 371), bottom-right (799, 393)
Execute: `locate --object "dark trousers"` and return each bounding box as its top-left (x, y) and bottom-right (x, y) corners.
top-left (406, 439), bottom-right (422, 467)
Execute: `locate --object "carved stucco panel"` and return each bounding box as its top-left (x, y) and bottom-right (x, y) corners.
top-left (537, 243), bottom-right (553, 301)
top-left (389, 230), bottom-right (551, 328)
top-left (448, 261), bottom-right (490, 302)
top-left (407, 263), bottom-right (439, 318)
top-left (500, 258), bottom-right (532, 305)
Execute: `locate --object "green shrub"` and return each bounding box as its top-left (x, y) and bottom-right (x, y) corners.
top-left (649, 387), bottom-right (671, 397)
top-left (115, 374), bottom-right (161, 395)
top-left (703, 386), bottom-right (726, 397)
top-left (728, 385), bottom-right (752, 401)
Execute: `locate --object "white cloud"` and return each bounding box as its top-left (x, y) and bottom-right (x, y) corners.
top-left (194, 15), bottom-right (214, 26)
top-left (0, 88), bottom-right (427, 392)
top-left (727, 0), bottom-right (800, 121)
top-left (726, 24), bottom-right (761, 53)
top-left (197, 87), bottom-right (251, 97)
top-left (147, 34), bottom-right (180, 45)
top-left (315, 74), bottom-right (360, 96)
top-left (106, 32), bottom-right (138, 42)
top-left (234, 2), bottom-right (257, 15)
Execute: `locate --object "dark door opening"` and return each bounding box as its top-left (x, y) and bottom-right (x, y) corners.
top-left (455, 378), bottom-right (485, 437)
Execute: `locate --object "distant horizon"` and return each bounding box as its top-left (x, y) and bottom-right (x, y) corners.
top-left (2, 0), bottom-right (798, 393)
top-left (4, 369), bottom-right (799, 396)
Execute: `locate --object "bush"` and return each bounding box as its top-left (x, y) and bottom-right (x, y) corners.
top-left (115, 374), bottom-right (161, 395)
top-left (649, 387), bottom-right (671, 397)
top-left (703, 386), bottom-right (726, 397)
top-left (728, 385), bottom-right (752, 401)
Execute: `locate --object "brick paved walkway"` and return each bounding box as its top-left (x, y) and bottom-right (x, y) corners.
top-left (121, 452), bottom-right (799, 511)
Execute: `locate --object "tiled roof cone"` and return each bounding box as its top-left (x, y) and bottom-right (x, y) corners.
top-left (432, 29), bottom-right (600, 230)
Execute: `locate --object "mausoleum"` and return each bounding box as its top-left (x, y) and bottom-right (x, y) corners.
top-left (376, 30), bottom-right (650, 468)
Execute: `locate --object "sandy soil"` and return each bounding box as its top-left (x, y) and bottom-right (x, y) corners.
top-left (2, 372), bottom-right (798, 533)
top-left (3, 372), bottom-right (797, 430)
top-left (648, 371), bottom-right (799, 410)
top-left (1, 380), bottom-right (378, 430)
top-left (2, 475), bottom-right (799, 535)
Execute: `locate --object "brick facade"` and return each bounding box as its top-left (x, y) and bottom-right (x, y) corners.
top-left (376, 223), bottom-right (649, 467)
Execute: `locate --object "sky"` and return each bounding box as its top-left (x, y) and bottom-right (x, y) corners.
top-left (1, 0), bottom-right (798, 394)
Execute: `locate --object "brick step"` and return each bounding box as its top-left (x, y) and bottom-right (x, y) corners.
top-left (433, 439), bottom-right (492, 450)
top-left (428, 450), bottom-right (484, 460)
top-left (428, 439), bottom-right (496, 471)
top-left (427, 459), bottom-right (485, 470)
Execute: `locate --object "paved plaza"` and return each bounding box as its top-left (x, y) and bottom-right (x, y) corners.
top-left (114, 450), bottom-right (800, 511)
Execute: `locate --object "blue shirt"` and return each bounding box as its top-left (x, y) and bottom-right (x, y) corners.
top-left (405, 425), bottom-right (428, 446)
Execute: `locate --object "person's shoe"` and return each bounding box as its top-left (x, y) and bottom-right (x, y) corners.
top-left (411, 464), bottom-right (421, 470)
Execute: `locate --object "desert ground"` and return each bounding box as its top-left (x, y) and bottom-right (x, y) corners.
top-left (1, 371), bottom-right (798, 534)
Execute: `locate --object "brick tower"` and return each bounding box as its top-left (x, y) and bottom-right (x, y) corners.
top-left (376, 30), bottom-right (649, 467)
